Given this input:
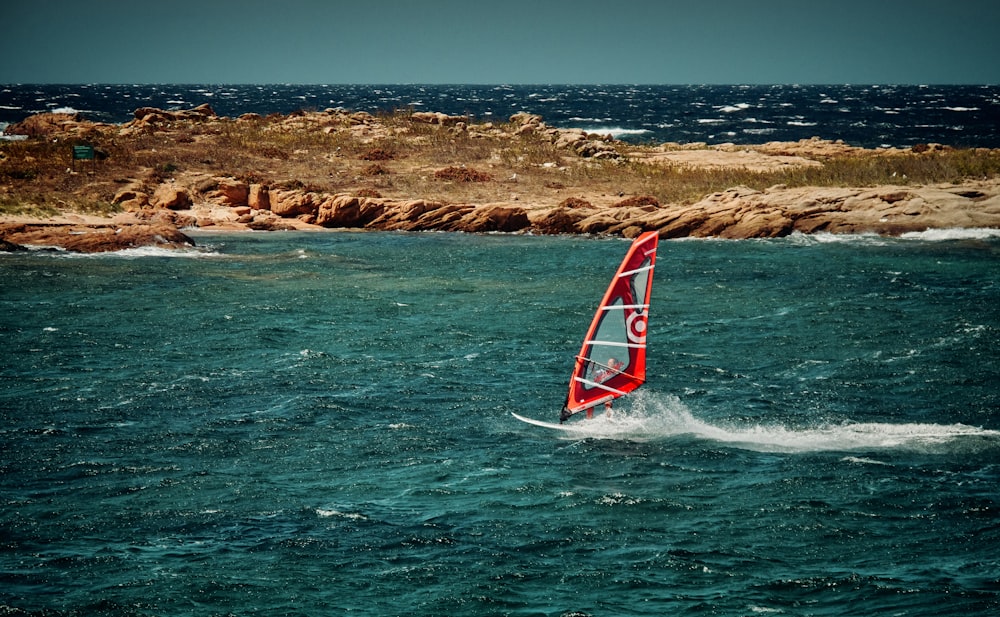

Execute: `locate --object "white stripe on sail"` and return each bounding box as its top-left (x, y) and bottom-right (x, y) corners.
top-left (599, 303), bottom-right (649, 311)
top-left (618, 264), bottom-right (654, 278)
top-left (586, 340), bottom-right (645, 349)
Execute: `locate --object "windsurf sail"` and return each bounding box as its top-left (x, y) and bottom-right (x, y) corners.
top-left (561, 231), bottom-right (658, 422)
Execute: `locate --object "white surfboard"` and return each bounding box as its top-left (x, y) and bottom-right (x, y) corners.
top-left (511, 412), bottom-right (613, 432)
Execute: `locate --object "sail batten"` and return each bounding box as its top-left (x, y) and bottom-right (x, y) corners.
top-left (586, 340), bottom-right (645, 349)
top-left (619, 265), bottom-right (654, 277)
top-left (599, 304), bottom-right (650, 311)
top-left (561, 231), bottom-right (659, 422)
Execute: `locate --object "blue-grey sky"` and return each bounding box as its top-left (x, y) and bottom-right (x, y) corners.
top-left (4, 0), bottom-right (999, 84)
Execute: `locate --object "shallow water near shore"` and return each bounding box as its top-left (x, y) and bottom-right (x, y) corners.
top-left (2, 231), bottom-right (999, 616)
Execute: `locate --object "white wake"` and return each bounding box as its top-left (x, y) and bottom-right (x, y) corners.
top-left (539, 393), bottom-right (1000, 453)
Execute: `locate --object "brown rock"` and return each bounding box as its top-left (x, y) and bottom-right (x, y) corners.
top-left (268, 189), bottom-right (320, 217)
top-left (315, 195), bottom-right (387, 228)
top-left (720, 209), bottom-right (794, 239)
top-left (0, 223), bottom-right (194, 253)
top-left (411, 111), bottom-right (469, 126)
top-left (112, 188), bottom-right (150, 211)
top-left (248, 184), bottom-right (270, 210)
top-left (214, 178), bottom-right (250, 206)
top-left (132, 104), bottom-right (217, 124)
top-left (4, 112), bottom-right (84, 137)
top-left (369, 201), bottom-right (474, 231)
top-left (134, 107), bottom-right (173, 123)
top-left (146, 208), bottom-right (197, 228)
top-left (532, 206), bottom-right (588, 234)
top-left (247, 213), bottom-right (296, 231)
top-left (553, 129), bottom-right (588, 150)
top-left (576, 211), bottom-right (623, 235)
top-left (451, 205), bottom-right (530, 233)
top-left (414, 203), bottom-right (475, 230)
top-left (150, 184), bottom-right (193, 210)
top-left (1, 238), bottom-right (28, 252)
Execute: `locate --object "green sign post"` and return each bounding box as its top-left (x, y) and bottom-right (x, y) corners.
top-left (71, 145), bottom-right (95, 170)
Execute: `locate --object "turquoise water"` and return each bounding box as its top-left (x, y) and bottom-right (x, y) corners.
top-left (2, 231), bottom-right (999, 616)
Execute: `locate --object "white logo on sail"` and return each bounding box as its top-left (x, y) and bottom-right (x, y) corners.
top-left (626, 311), bottom-right (647, 344)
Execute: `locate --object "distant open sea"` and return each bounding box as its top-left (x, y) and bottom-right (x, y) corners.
top-left (2, 83), bottom-right (1000, 148)
top-left (2, 230), bottom-right (999, 616)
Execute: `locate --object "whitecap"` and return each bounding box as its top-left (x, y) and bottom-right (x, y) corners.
top-left (784, 231), bottom-right (887, 246)
top-left (575, 126), bottom-right (652, 138)
top-left (58, 246), bottom-right (221, 259)
top-left (841, 456), bottom-right (892, 466)
top-left (899, 228), bottom-right (1000, 241)
top-left (316, 508), bottom-right (368, 521)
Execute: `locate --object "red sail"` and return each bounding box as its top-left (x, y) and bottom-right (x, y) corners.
top-left (561, 232), bottom-right (658, 421)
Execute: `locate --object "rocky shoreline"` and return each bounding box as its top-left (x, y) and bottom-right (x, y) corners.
top-left (3, 105), bottom-right (1000, 252)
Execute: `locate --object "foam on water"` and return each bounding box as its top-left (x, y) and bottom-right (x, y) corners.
top-left (55, 245), bottom-right (222, 259)
top-left (571, 125), bottom-right (653, 138)
top-left (543, 393), bottom-right (1000, 453)
top-left (900, 227), bottom-right (1000, 241)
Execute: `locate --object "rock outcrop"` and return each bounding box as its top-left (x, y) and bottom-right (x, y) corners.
top-left (83, 172), bottom-right (1000, 240)
top-left (0, 223), bottom-right (195, 253)
top-left (4, 112), bottom-right (88, 137)
top-left (3, 105), bottom-right (999, 249)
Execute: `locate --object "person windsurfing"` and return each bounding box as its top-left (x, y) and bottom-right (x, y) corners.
top-left (579, 357), bottom-right (623, 419)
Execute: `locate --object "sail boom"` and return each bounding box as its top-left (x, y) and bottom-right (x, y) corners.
top-left (573, 377), bottom-right (628, 396)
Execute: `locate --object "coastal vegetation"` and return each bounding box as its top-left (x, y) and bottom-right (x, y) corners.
top-left (2, 109), bottom-right (999, 220)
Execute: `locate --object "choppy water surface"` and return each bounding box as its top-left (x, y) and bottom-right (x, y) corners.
top-left (2, 231), bottom-right (999, 616)
top-left (3, 83), bottom-right (1000, 148)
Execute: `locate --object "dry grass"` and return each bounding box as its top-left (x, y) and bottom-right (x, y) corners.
top-left (3, 109), bottom-right (1000, 219)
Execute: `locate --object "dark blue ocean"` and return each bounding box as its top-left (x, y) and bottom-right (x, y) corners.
top-left (2, 230), bottom-right (999, 616)
top-left (2, 84), bottom-right (1000, 149)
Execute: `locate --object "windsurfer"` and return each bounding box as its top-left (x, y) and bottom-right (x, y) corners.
top-left (594, 358), bottom-right (624, 383)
